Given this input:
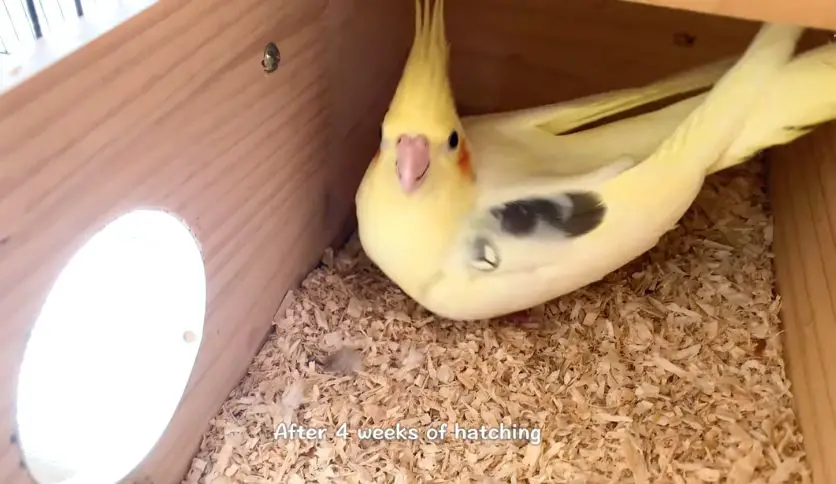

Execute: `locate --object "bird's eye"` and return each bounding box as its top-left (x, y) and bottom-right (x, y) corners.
top-left (448, 130), bottom-right (459, 149)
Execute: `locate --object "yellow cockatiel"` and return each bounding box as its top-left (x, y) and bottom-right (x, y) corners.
top-left (356, 0), bottom-right (836, 321)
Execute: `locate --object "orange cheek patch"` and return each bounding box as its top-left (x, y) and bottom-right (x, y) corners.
top-left (457, 140), bottom-right (474, 180)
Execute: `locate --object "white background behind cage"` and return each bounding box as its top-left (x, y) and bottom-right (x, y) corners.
top-left (1, 0), bottom-right (103, 56)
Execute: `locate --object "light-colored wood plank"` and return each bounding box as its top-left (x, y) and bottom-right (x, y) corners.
top-left (621, 0), bottom-right (836, 32)
top-left (770, 121), bottom-right (836, 484)
top-left (770, 164), bottom-right (827, 483)
top-left (0, 0), bottom-right (411, 482)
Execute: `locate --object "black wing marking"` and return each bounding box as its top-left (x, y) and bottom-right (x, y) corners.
top-left (466, 191), bottom-right (606, 272)
top-left (488, 192), bottom-right (606, 238)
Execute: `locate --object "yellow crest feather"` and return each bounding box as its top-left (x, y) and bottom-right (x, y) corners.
top-left (384, 0), bottom-right (458, 138)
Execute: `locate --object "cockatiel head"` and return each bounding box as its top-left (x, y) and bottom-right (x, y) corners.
top-left (378, 0), bottom-right (474, 196)
top-left (355, 0), bottom-right (476, 301)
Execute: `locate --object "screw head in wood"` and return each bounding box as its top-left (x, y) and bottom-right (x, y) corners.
top-left (262, 42), bottom-right (281, 73)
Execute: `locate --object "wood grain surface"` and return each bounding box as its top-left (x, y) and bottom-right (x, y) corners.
top-left (770, 122), bottom-right (836, 484)
top-left (622, 0), bottom-right (836, 32)
top-left (445, 0), bottom-right (834, 116)
top-left (0, 0), bottom-right (410, 482)
top-left (445, 0), bottom-right (758, 115)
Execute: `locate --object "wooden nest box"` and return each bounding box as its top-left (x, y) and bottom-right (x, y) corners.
top-left (1, 0), bottom-right (835, 482)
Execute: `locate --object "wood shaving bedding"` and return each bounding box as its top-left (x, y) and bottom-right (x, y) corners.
top-left (185, 160), bottom-right (809, 483)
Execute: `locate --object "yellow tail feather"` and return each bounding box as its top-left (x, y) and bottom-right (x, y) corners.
top-left (710, 41), bottom-right (836, 174)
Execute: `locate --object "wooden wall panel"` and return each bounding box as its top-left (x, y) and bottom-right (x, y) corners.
top-left (324, 0), bottom-right (413, 245)
top-left (0, 0), bottom-right (410, 483)
top-left (444, 0), bottom-right (758, 115)
top-left (770, 122), bottom-right (836, 484)
top-left (622, 0), bottom-right (836, 32)
top-left (444, 0), bottom-right (832, 116)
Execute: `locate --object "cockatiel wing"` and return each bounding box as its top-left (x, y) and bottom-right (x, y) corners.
top-left (461, 34), bottom-right (836, 192)
top-left (462, 58), bottom-right (735, 184)
top-left (463, 38), bottom-right (835, 188)
top-left (417, 23), bottom-right (803, 321)
top-left (463, 55), bottom-right (734, 134)
top-left (709, 40), bottom-right (836, 174)
top-left (465, 94), bottom-right (706, 186)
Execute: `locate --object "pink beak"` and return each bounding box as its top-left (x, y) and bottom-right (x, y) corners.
top-left (396, 135), bottom-right (430, 193)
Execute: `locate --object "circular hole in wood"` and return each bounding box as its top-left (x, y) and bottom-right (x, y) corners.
top-left (183, 330), bottom-right (197, 343)
top-left (14, 209), bottom-right (207, 483)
